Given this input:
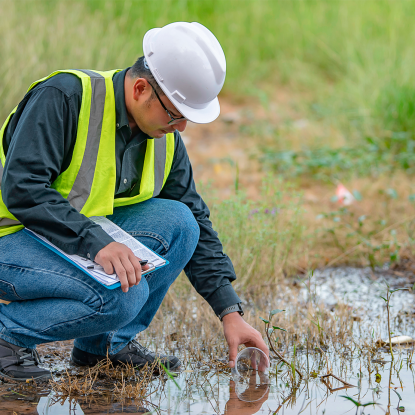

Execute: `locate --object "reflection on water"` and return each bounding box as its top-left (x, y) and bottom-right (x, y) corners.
top-left (0, 267), bottom-right (414, 414)
top-left (35, 377), bottom-right (269, 415)
top-left (38, 394), bottom-right (85, 414)
top-left (0, 352), bottom-right (414, 414)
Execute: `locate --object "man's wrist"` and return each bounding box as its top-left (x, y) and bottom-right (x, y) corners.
top-left (221, 311), bottom-right (244, 323)
top-left (219, 303), bottom-right (244, 321)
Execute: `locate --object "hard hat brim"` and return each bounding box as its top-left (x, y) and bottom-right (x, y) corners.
top-left (169, 96), bottom-right (220, 124)
top-left (143, 27), bottom-right (221, 124)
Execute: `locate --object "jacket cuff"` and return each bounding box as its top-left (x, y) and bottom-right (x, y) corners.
top-left (78, 226), bottom-right (115, 260)
top-left (206, 284), bottom-right (242, 317)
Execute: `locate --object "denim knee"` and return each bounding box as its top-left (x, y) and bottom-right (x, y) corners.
top-left (166, 200), bottom-right (200, 252)
top-left (102, 280), bottom-right (149, 330)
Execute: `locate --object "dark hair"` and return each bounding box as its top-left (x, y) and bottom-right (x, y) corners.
top-left (129, 56), bottom-right (165, 98)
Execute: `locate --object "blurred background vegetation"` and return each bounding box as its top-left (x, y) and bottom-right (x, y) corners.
top-left (2, 0), bottom-right (415, 277)
top-left (2, 0), bottom-right (415, 139)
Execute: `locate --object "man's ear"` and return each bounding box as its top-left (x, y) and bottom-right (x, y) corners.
top-left (132, 78), bottom-right (150, 102)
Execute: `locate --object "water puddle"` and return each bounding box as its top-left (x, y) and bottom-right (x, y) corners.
top-left (1, 267), bottom-right (414, 414)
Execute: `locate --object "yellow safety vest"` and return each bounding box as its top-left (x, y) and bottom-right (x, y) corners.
top-left (0, 69), bottom-right (175, 238)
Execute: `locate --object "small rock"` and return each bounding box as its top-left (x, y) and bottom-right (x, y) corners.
top-left (377, 336), bottom-right (414, 347)
top-left (391, 335), bottom-right (414, 345)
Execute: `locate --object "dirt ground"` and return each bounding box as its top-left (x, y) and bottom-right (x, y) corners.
top-left (183, 97), bottom-right (265, 199)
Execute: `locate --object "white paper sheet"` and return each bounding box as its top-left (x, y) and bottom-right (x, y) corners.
top-left (26, 217), bottom-right (166, 286)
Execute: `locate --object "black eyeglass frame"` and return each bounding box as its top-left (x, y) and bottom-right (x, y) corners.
top-left (147, 81), bottom-right (187, 125)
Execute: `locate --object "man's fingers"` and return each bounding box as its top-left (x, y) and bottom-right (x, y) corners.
top-left (112, 258), bottom-right (130, 293)
top-left (245, 333), bottom-right (270, 371)
top-left (100, 258), bottom-right (115, 276)
top-left (95, 243), bottom-right (150, 293)
top-left (119, 255), bottom-right (138, 287)
top-left (128, 254), bottom-right (143, 285)
top-left (228, 342), bottom-right (238, 368)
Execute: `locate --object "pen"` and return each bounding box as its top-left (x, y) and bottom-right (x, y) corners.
top-left (88, 261), bottom-right (148, 270)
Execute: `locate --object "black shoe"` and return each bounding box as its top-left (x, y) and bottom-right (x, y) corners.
top-left (71, 340), bottom-right (181, 370)
top-left (0, 338), bottom-right (51, 382)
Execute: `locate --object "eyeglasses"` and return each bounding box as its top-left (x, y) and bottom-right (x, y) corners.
top-left (147, 81), bottom-right (187, 125)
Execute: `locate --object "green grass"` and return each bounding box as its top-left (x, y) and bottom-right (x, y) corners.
top-left (205, 178), bottom-right (306, 285)
top-left (2, 0), bottom-right (415, 141)
top-left (260, 132), bottom-right (415, 181)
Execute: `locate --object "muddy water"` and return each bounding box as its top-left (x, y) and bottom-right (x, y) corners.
top-left (1, 267), bottom-right (414, 415)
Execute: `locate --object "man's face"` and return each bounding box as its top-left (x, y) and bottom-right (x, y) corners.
top-left (128, 77), bottom-right (187, 138)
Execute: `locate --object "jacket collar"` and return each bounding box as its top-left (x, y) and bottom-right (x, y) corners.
top-left (113, 68), bottom-right (130, 131)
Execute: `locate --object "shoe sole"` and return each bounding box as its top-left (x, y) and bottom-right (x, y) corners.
top-left (71, 352), bottom-right (181, 371)
top-left (0, 370), bottom-right (52, 383)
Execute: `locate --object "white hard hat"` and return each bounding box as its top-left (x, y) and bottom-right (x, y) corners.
top-left (143, 22), bottom-right (226, 124)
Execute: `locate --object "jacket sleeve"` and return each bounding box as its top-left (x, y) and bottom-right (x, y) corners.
top-left (2, 86), bottom-right (114, 259)
top-left (158, 131), bottom-right (241, 316)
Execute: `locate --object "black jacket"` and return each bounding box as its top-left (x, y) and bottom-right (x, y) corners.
top-left (1, 68), bottom-right (241, 316)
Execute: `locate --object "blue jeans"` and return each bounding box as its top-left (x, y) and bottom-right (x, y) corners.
top-left (0, 199), bottom-right (199, 355)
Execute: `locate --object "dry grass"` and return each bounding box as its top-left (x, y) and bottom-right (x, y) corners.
top-left (49, 355), bottom-right (161, 402)
top-left (200, 172), bottom-right (415, 289)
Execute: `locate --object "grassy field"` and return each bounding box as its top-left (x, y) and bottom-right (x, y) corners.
top-left (2, 0), bottom-right (415, 278)
top-left (2, 0), bottom-right (415, 138)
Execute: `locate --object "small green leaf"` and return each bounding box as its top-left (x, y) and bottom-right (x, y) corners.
top-left (272, 326), bottom-right (287, 332)
top-left (392, 389), bottom-right (402, 400)
top-left (260, 317), bottom-right (269, 324)
top-left (340, 396), bottom-right (361, 407)
top-left (362, 402), bottom-right (377, 407)
top-left (158, 360), bottom-right (181, 390)
top-left (269, 309), bottom-right (285, 317)
top-left (380, 296), bottom-right (387, 302)
top-left (398, 406), bottom-right (405, 412)
top-left (391, 288), bottom-right (409, 293)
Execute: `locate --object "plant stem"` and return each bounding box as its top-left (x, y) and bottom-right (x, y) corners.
top-left (265, 322), bottom-right (303, 379)
top-left (386, 291), bottom-right (394, 361)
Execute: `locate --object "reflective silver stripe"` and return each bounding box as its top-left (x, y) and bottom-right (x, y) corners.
top-left (0, 217), bottom-right (21, 226)
top-left (67, 70), bottom-right (106, 212)
top-left (152, 136), bottom-right (167, 197)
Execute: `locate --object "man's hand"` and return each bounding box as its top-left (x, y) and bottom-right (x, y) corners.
top-left (222, 312), bottom-right (269, 368)
top-left (94, 242), bottom-right (149, 293)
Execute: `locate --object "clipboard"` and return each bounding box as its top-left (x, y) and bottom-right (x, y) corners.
top-left (23, 224), bottom-right (169, 290)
